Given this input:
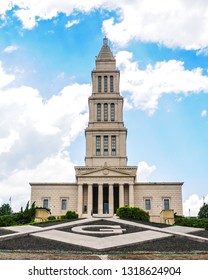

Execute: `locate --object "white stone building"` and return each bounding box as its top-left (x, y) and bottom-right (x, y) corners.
top-left (30, 38), bottom-right (183, 222)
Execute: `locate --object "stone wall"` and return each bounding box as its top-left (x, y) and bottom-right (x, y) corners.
top-left (30, 183), bottom-right (78, 216)
top-left (134, 183), bottom-right (183, 222)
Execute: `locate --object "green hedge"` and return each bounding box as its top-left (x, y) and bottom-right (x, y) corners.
top-left (116, 206), bottom-right (150, 221)
top-left (64, 211), bottom-right (78, 219)
top-left (175, 216), bottom-right (208, 230)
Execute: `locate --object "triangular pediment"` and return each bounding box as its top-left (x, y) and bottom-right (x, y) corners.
top-left (75, 166), bottom-right (137, 178)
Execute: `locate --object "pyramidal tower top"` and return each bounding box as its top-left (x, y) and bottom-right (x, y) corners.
top-left (96, 37), bottom-right (116, 70)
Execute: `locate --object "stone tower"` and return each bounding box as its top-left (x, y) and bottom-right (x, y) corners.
top-left (75, 38), bottom-right (137, 217)
top-left (85, 37), bottom-right (127, 167)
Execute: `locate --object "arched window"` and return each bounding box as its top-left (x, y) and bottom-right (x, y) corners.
top-left (97, 103), bottom-right (101, 121)
top-left (110, 103), bottom-right (115, 121)
top-left (104, 103), bottom-right (108, 121)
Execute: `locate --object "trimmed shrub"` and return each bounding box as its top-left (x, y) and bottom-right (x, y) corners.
top-left (48, 216), bottom-right (56, 221)
top-left (116, 206), bottom-right (150, 221)
top-left (64, 211), bottom-right (78, 219)
top-left (175, 216), bottom-right (208, 230)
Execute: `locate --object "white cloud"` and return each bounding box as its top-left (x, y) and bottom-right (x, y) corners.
top-left (1, 0), bottom-right (208, 50)
top-left (183, 194), bottom-right (208, 217)
top-left (103, 0), bottom-right (208, 50)
top-left (137, 161), bottom-right (156, 181)
top-left (0, 130), bottom-right (19, 154)
top-left (0, 61), bottom-right (15, 88)
top-left (65, 19), bottom-right (79, 28)
top-left (0, 153), bottom-right (76, 212)
top-left (116, 51), bottom-right (208, 115)
top-left (3, 45), bottom-right (19, 53)
top-left (0, 0), bottom-right (105, 29)
top-left (0, 62), bottom-right (91, 211)
top-left (201, 110), bottom-right (207, 117)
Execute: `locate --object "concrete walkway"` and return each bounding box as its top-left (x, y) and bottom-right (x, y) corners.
top-left (0, 218), bottom-right (207, 250)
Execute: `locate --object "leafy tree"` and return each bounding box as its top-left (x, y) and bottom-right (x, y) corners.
top-left (198, 203), bottom-right (208, 218)
top-left (0, 203), bottom-right (12, 216)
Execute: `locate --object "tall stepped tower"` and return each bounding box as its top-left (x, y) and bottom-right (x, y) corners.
top-left (75, 38), bottom-right (137, 216)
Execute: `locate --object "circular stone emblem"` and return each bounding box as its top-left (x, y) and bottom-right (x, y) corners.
top-left (103, 169), bottom-right (109, 175)
top-left (72, 225), bottom-right (126, 235)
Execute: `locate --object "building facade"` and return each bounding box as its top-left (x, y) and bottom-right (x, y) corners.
top-left (30, 38), bottom-right (183, 222)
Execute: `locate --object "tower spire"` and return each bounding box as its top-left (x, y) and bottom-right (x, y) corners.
top-left (103, 36), bottom-right (108, 46)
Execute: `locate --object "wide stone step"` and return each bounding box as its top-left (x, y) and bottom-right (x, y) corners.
top-left (92, 214), bottom-right (114, 218)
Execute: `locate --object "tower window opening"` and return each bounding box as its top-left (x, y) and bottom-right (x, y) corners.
top-left (98, 76), bottom-right (102, 92)
top-left (110, 76), bottom-right (114, 92)
top-left (104, 136), bottom-right (109, 155)
top-left (104, 76), bottom-right (108, 92)
top-left (96, 136), bottom-right (101, 156)
top-left (111, 103), bottom-right (115, 121)
top-left (97, 103), bottom-right (101, 121)
top-left (104, 103), bottom-right (108, 121)
top-left (111, 136), bottom-right (116, 156)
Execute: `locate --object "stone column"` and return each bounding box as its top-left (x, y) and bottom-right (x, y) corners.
top-left (98, 184), bottom-right (103, 214)
top-left (119, 184), bottom-right (124, 207)
top-left (129, 184), bottom-right (134, 207)
top-left (77, 184), bottom-right (83, 217)
top-left (109, 184), bottom-right (114, 215)
top-left (87, 184), bottom-right (93, 216)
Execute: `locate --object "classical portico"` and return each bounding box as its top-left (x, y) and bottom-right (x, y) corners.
top-left (75, 166), bottom-right (137, 216)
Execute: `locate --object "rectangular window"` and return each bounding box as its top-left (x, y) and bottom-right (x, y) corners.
top-left (164, 199), bottom-right (170, 210)
top-left (61, 199), bottom-right (67, 210)
top-left (104, 136), bottom-right (108, 155)
top-left (104, 103), bottom-right (108, 121)
top-left (97, 103), bottom-right (101, 121)
top-left (110, 103), bottom-right (115, 121)
top-left (110, 76), bottom-right (114, 92)
top-left (96, 136), bottom-right (101, 156)
top-left (111, 136), bottom-right (116, 156)
top-left (145, 199), bottom-right (151, 210)
top-left (104, 76), bottom-right (108, 92)
top-left (98, 76), bottom-right (102, 92)
top-left (43, 199), bottom-right (49, 209)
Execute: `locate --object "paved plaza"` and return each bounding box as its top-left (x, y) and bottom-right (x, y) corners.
top-left (1, 218), bottom-right (207, 251)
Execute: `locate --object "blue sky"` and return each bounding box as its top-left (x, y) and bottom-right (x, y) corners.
top-left (0, 0), bottom-right (208, 216)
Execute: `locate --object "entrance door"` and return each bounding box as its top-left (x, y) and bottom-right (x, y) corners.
top-left (103, 185), bottom-right (109, 214)
top-left (92, 186), bottom-right (98, 214)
